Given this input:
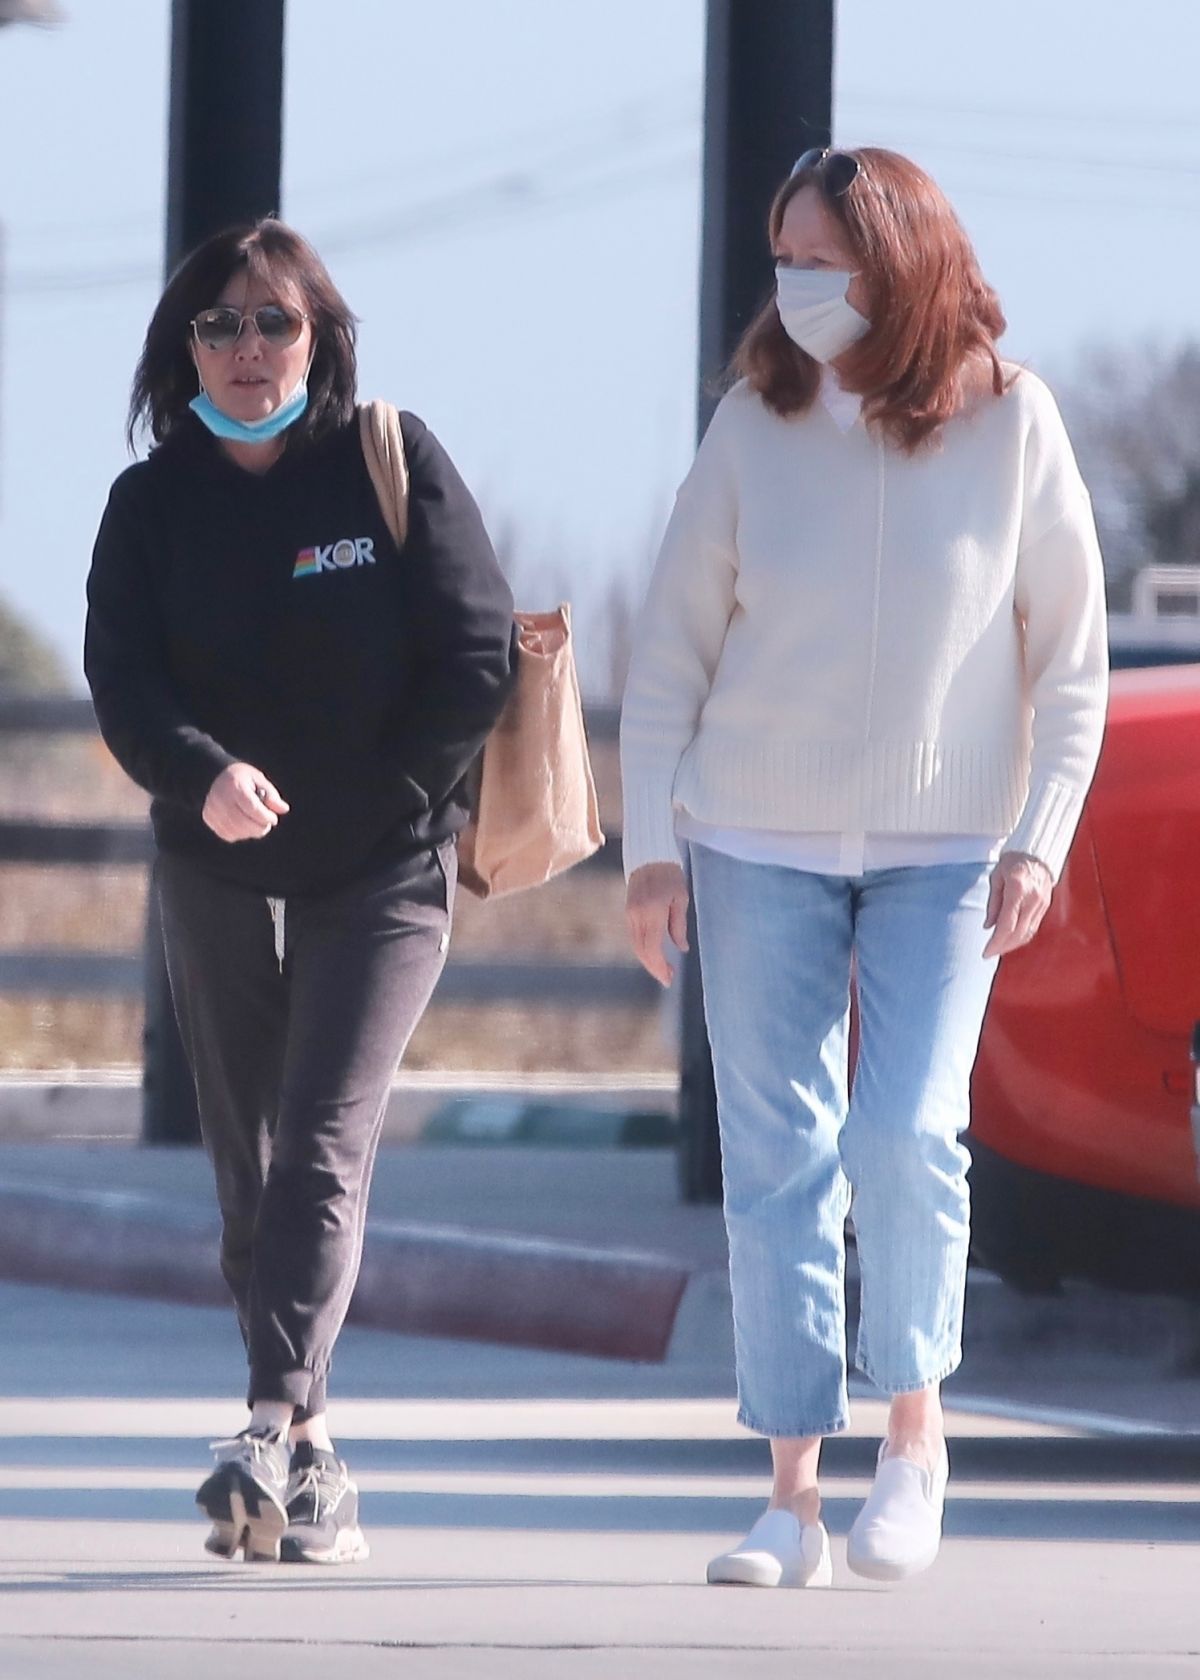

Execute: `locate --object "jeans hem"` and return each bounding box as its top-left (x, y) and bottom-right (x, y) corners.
top-left (856, 1350), bottom-right (961, 1397)
top-left (737, 1406), bottom-right (851, 1440)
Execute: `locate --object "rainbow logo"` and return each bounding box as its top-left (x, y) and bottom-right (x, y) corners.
top-left (293, 548), bottom-right (320, 578)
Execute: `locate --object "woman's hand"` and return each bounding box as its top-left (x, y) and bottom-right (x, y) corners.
top-left (983, 851), bottom-right (1053, 958)
top-left (202, 763), bottom-right (290, 843)
top-left (626, 861), bottom-right (691, 987)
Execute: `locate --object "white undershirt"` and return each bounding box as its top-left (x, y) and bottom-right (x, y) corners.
top-left (676, 373), bottom-right (1003, 878)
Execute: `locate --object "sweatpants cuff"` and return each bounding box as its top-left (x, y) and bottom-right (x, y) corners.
top-left (249, 1367), bottom-right (317, 1412)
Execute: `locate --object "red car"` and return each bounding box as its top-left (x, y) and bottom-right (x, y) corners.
top-left (969, 659), bottom-right (1200, 1295)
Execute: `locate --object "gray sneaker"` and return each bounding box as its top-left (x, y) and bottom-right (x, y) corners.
top-left (197, 1428), bottom-right (290, 1562)
top-left (279, 1443), bottom-right (370, 1564)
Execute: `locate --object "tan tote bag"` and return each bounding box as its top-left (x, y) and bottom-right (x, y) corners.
top-left (358, 400), bottom-right (604, 899)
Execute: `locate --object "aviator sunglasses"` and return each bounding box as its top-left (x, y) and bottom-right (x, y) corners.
top-left (790, 147), bottom-right (860, 196)
top-left (190, 303), bottom-right (309, 352)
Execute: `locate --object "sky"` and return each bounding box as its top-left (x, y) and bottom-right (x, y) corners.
top-left (2, 0), bottom-right (1199, 695)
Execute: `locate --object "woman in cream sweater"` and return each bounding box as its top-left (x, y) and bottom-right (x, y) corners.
top-left (620, 147), bottom-right (1107, 1588)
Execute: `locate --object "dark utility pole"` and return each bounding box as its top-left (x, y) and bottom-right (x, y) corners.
top-left (165, 0), bottom-right (285, 272)
top-left (143, 0), bottom-right (285, 1143)
top-left (678, 0), bottom-right (835, 1200)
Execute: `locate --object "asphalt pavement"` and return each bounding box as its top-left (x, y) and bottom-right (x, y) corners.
top-left (1, 1140), bottom-right (1200, 1674)
top-left (1, 1272), bottom-right (1199, 1675)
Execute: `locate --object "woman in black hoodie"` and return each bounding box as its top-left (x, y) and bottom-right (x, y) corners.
top-left (85, 218), bottom-right (515, 1566)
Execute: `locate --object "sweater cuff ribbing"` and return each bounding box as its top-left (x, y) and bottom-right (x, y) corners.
top-left (1002, 777), bottom-right (1084, 882)
top-left (621, 783), bottom-right (682, 880)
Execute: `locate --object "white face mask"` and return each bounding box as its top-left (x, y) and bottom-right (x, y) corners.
top-left (775, 265), bottom-right (870, 363)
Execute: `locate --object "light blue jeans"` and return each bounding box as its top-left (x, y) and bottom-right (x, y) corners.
top-left (689, 844), bottom-right (1000, 1439)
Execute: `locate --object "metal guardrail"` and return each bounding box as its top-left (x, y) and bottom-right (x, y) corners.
top-left (0, 819), bottom-right (154, 866)
top-left (0, 951), bottom-right (656, 1006)
top-left (0, 695), bottom-right (107, 734)
top-left (0, 695), bottom-right (643, 1005)
top-left (0, 819), bottom-right (627, 872)
top-left (0, 695), bottom-right (624, 739)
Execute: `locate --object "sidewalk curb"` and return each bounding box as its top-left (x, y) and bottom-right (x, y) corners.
top-left (0, 1186), bottom-right (689, 1363)
top-left (2, 1177), bottom-right (1196, 1378)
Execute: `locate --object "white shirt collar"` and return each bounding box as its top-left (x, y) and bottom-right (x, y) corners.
top-left (819, 371), bottom-right (862, 433)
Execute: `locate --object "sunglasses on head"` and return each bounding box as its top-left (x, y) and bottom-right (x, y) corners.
top-left (790, 147), bottom-right (860, 197)
top-left (190, 304), bottom-right (309, 352)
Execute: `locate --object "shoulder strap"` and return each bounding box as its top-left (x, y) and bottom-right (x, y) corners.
top-left (358, 399), bottom-right (410, 549)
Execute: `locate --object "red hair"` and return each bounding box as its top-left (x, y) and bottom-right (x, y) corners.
top-left (732, 148), bottom-right (1013, 452)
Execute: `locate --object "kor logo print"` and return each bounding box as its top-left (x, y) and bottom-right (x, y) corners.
top-left (293, 537), bottom-right (376, 578)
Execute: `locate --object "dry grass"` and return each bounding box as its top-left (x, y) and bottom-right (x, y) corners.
top-left (406, 1004), bottom-right (669, 1075)
top-left (0, 997), bottom-right (146, 1070)
top-left (0, 735), bottom-right (150, 821)
top-left (0, 732), bottom-right (673, 1074)
top-left (0, 865), bottom-right (148, 952)
top-left (0, 996), bottom-right (674, 1076)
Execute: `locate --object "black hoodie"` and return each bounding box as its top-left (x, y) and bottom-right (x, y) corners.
top-left (85, 411), bottom-right (516, 895)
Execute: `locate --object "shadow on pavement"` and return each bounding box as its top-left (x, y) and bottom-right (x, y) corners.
top-left (2, 1428), bottom-right (1198, 1544)
top-left (1, 1488), bottom-right (1197, 1543)
top-left (3, 1433), bottom-right (1199, 1480)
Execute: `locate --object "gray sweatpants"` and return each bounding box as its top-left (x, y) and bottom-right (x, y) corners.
top-left (157, 842), bottom-right (455, 1419)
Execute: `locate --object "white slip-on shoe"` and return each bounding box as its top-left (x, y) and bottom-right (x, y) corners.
top-left (706, 1509), bottom-right (833, 1588)
top-left (846, 1440), bottom-right (950, 1583)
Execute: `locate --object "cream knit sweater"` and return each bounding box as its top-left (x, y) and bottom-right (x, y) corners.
top-left (620, 370), bottom-right (1109, 883)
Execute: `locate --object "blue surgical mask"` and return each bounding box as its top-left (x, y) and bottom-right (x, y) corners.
top-left (188, 371), bottom-right (310, 443)
top-left (775, 265), bottom-right (870, 362)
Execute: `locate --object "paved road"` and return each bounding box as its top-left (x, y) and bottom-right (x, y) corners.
top-left (2, 1280), bottom-right (1199, 1678)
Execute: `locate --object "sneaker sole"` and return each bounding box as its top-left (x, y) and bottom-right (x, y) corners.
top-left (707, 1553), bottom-right (832, 1589)
top-left (204, 1522), bottom-right (240, 1560)
top-left (197, 1467), bottom-right (287, 1564)
top-left (279, 1525), bottom-right (370, 1565)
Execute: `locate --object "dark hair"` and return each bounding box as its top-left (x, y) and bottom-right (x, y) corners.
top-left (732, 147), bottom-right (1011, 453)
top-left (127, 218), bottom-right (358, 448)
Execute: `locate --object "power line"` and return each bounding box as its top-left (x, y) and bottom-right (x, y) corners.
top-left (10, 145), bottom-right (700, 298)
top-left (314, 148), bottom-right (698, 258)
top-left (12, 98), bottom-right (700, 298)
top-left (861, 135), bottom-right (1200, 180)
top-left (928, 170), bottom-right (1200, 216)
top-left (290, 82), bottom-right (698, 206)
top-left (13, 148), bottom-right (1197, 298)
top-left (14, 84), bottom-right (1200, 299)
top-left (11, 258), bottom-right (158, 295)
top-left (840, 87), bottom-right (1200, 133)
top-left (12, 83), bottom-right (699, 252)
